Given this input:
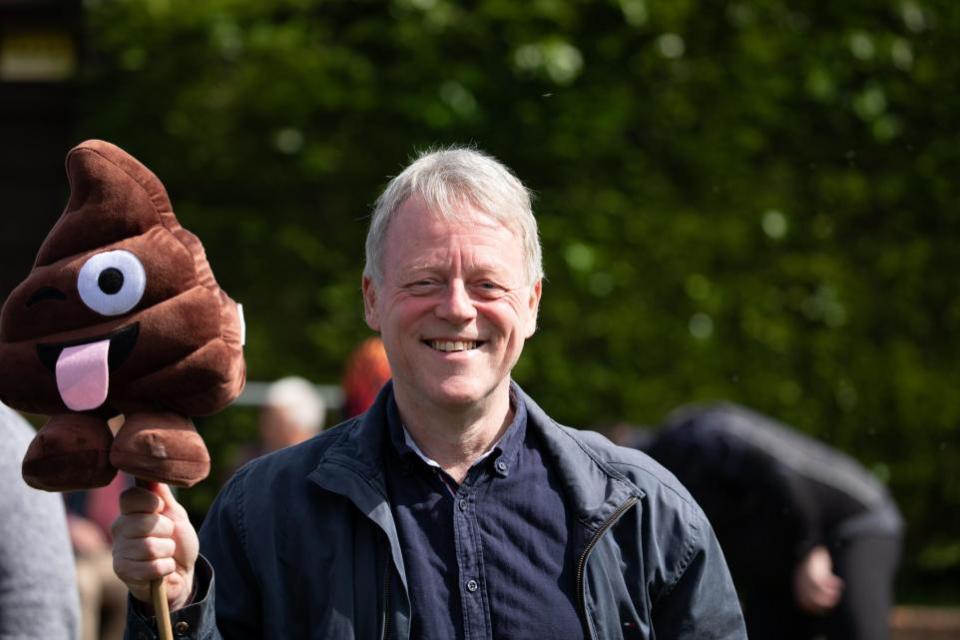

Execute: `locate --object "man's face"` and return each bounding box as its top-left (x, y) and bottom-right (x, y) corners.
top-left (363, 195), bottom-right (541, 411)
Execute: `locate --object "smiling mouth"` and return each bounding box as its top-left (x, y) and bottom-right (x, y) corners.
top-left (424, 339), bottom-right (485, 353)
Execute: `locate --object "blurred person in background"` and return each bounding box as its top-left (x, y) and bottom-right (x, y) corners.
top-left (645, 403), bottom-right (903, 640)
top-left (341, 336), bottom-right (391, 419)
top-left (257, 376), bottom-right (326, 454)
top-left (114, 148), bottom-right (745, 639)
top-left (66, 473), bottom-right (130, 640)
top-left (227, 377), bottom-right (326, 479)
top-left (0, 401), bottom-right (80, 639)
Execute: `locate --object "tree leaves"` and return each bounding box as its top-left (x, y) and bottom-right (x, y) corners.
top-left (81, 0), bottom-right (960, 591)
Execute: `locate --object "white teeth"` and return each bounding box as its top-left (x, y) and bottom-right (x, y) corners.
top-left (430, 340), bottom-right (478, 352)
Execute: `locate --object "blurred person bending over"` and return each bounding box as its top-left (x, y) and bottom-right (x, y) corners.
top-left (114, 148), bottom-right (746, 639)
top-left (646, 403), bottom-right (903, 640)
top-left (0, 402), bottom-right (80, 639)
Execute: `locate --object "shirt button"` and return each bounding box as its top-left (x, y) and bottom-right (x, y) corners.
top-left (458, 498), bottom-right (468, 511)
top-left (496, 460), bottom-right (507, 472)
top-left (466, 579), bottom-right (479, 592)
top-left (174, 620), bottom-right (190, 635)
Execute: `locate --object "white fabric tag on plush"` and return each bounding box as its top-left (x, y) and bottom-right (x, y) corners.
top-left (237, 303), bottom-right (246, 346)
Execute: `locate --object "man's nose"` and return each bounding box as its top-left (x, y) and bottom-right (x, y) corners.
top-left (435, 280), bottom-right (477, 323)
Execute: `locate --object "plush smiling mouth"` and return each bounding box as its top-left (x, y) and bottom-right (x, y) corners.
top-left (36, 323), bottom-right (139, 411)
top-left (425, 339), bottom-right (485, 353)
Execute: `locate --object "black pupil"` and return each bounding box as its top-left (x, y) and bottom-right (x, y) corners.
top-left (98, 268), bottom-right (124, 295)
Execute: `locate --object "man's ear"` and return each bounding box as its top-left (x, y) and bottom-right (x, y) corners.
top-left (362, 276), bottom-right (381, 331)
top-left (525, 279), bottom-right (542, 338)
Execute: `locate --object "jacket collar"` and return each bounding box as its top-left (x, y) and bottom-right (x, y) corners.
top-left (515, 385), bottom-right (642, 532)
top-left (309, 381), bottom-right (396, 492)
top-left (307, 382), bottom-right (405, 587)
top-left (309, 380), bottom-right (640, 535)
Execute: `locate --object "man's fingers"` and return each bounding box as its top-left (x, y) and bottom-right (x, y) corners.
top-left (113, 556), bottom-right (177, 582)
top-left (111, 482), bottom-right (199, 612)
top-left (154, 482), bottom-right (190, 520)
top-left (114, 535), bottom-right (177, 561)
top-left (119, 486), bottom-right (164, 515)
top-left (153, 481), bottom-right (177, 507)
top-left (111, 512), bottom-right (175, 540)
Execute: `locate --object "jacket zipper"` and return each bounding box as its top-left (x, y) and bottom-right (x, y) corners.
top-left (575, 495), bottom-right (639, 640)
top-left (380, 550), bottom-right (392, 640)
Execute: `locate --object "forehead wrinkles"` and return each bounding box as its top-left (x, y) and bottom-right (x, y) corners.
top-left (395, 196), bottom-right (524, 244)
top-left (387, 208), bottom-right (523, 270)
top-left (397, 246), bottom-right (520, 283)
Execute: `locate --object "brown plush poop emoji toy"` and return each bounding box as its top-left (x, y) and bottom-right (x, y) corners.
top-left (0, 140), bottom-right (246, 491)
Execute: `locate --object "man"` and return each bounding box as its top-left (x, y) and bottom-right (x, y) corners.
top-left (115, 148), bottom-right (746, 639)
top-left (227, 376), bottom-right (326, 479)
top-left (0, 402), bottom-right (80, 639)
top-left (258, 376), bottom-right (326, 453)
top-left (645, 403), bottom-right (903, 640)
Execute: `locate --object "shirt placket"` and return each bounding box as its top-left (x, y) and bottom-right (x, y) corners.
top-left (453, 469), bottom-right (492, 640)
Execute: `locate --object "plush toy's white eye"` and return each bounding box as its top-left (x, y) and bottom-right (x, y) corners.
top-left (77, 250), bottom-right (147, 316)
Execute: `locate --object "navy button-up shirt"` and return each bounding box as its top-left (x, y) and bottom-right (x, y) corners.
top-left (384, 386), bottom-right (585, 640)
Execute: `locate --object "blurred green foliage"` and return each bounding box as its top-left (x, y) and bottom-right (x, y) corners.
top-left (79, 0), bottom-right (959, 599)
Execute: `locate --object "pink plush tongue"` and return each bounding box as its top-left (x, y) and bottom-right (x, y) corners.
top-left (56, 339), bottom-right (110, 411)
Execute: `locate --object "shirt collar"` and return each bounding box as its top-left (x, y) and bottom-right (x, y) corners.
top-left (387, 382), bottom-right (528, 475)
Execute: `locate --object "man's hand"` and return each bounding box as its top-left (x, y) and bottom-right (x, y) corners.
top-left (793, 545), bottom-right (844, 615)
top-left (111, 482), bottom-right (199, 612)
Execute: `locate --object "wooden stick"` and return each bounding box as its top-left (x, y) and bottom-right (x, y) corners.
top-left (151, 578), bottom-right (174, 640)
top-left (135, 478), bottom-right (174, 640)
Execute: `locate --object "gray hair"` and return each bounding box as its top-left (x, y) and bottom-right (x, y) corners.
top-left (264, 376), bottom-right (326, 433)
top-left (364, 147), bottom-right (544, 286)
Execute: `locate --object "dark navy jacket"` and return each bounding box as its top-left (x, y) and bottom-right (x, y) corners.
top-left (127, 384), bottom-right (746, 639)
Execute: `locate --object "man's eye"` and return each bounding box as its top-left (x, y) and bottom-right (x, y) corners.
top-left (474, 282), bottom-right (505, 296)
top-left (407, 281), bottom-right (438, 293)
